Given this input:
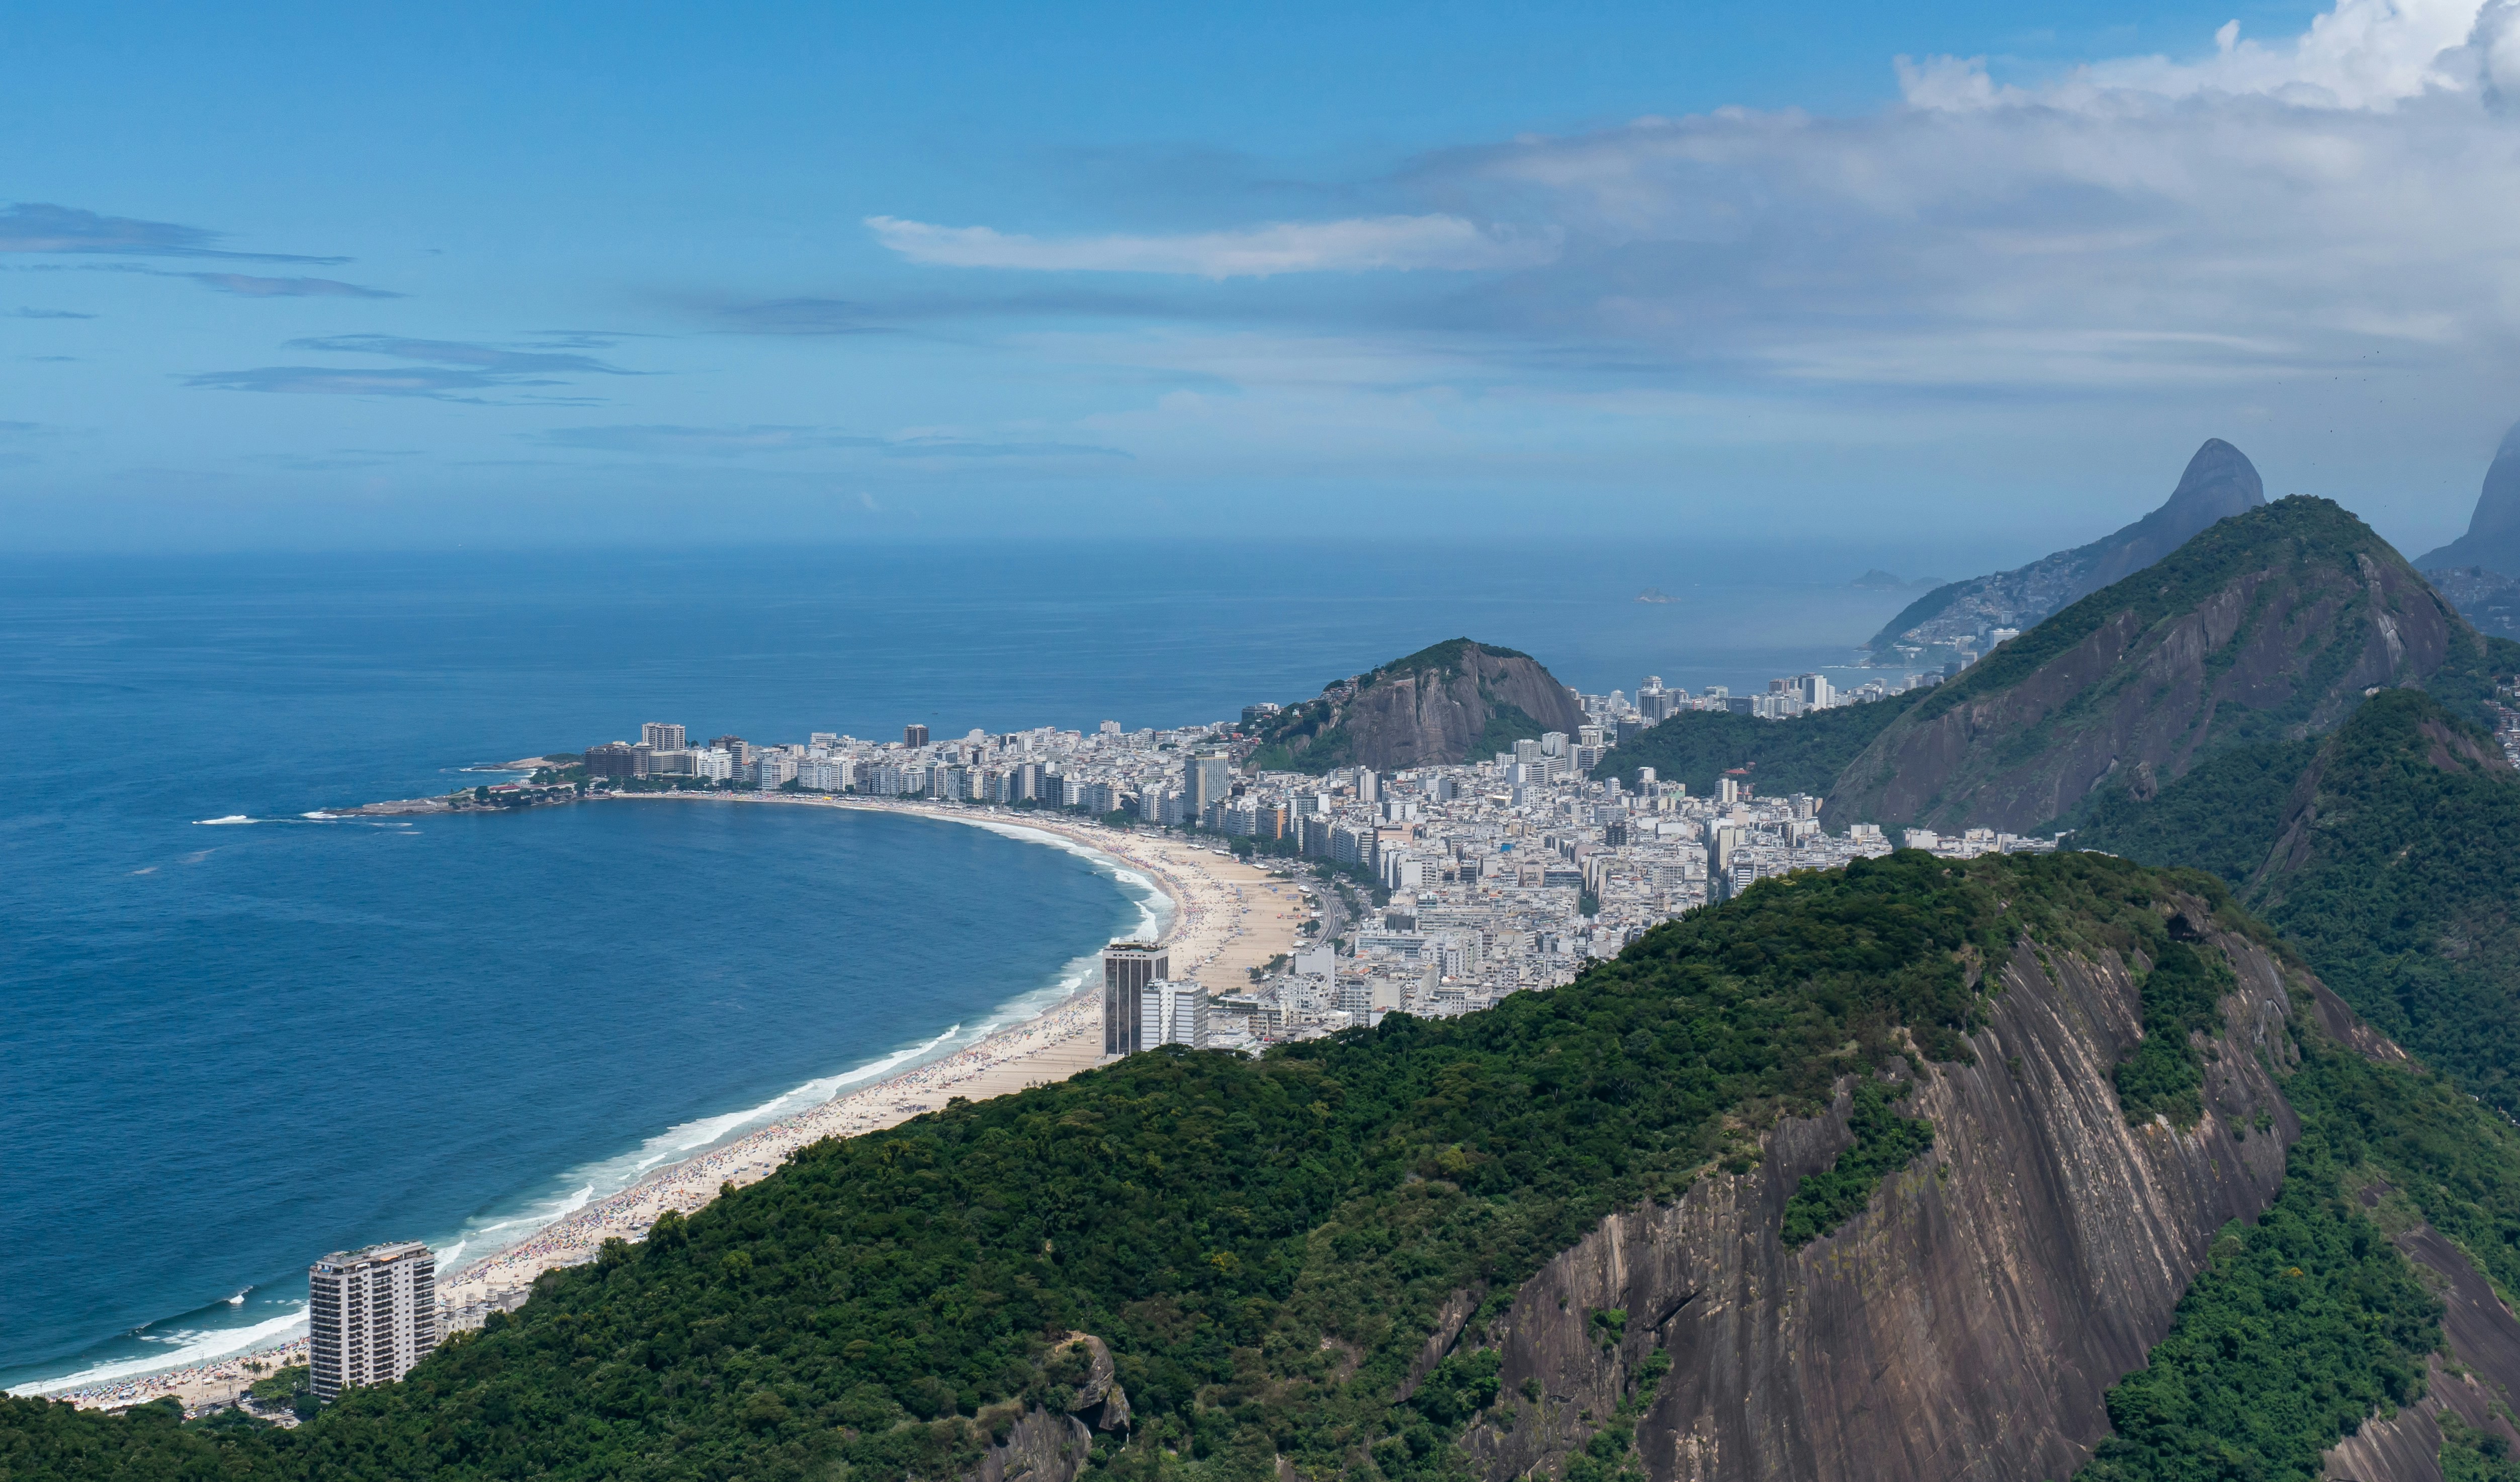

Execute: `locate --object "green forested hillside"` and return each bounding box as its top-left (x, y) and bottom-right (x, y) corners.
top-left (1829, 498), bottom-right (2510, 834)
top-left (2088, 1003), bottom-right (2520, 1481)
top-left (1587, 691), bottom-right (1922, 798)
top-left (2078, 689), bottom-right (2520, 1116)
top-left (1, 853), bottom-right (2213, 1482)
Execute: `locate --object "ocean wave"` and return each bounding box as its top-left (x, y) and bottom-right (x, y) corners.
top-left (193, 815), bottom-right (256, 826)
top-left (8, 1303), bottom-right (308, 1397)
top-left (430, 1022), bottom-right (973, 1277)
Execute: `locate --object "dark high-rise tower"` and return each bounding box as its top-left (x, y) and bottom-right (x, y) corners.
top-left (1102, 943), bottom-right (1170, 1055)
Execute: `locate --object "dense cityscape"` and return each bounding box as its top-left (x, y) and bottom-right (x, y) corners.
top-left (537, 665), bottom-right (2062, 1054)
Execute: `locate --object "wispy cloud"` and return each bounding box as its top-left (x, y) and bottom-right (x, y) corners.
top-left (11, 306), bottom-right (93, 319)
top-left (184, 366), bottom-right (537, 398)
top-left (533, 423), bottom-right (1128, 459)
top-left (0, 202), bottom-right (348, 263)
top-left (186, 273), bottom-right (399, 299)
top-left (187, 335), bottom-right (637, 402)
top-left (285, 334), bottom-right (635, 375)
top-left (866, 214), bottom-right (1562, 278)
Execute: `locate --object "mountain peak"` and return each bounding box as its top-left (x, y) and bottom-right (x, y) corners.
top-left (2163, 437), bottom-right (2265, 518)
top-left (1866, 438), bottom-right (2265, 653)
top-left (2414, 418), bottom-right (2520, 574)
top-left (1831, 495), bottom-right (2484, 833)
top-left (2064, 437), bottom-right (2265, 601)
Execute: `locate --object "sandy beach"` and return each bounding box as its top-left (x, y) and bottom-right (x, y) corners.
top-left (41, 796), bottom-right (1304, 1412)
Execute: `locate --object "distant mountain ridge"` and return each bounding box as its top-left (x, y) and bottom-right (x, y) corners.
top-left (2412, 421), bottom-right (2520, 640)
top-left (1243, 638), bottom-right (1586, 774)
top-left (2414, 420), bottom-right (2520, 576)
top-left (1866, 439), bottom-right (2266, 655)
top-left (1829, 496), bottom-right (2482, 834)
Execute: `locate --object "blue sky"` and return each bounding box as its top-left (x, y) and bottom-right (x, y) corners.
top-left (7, 0), bottom-right (2517, 556)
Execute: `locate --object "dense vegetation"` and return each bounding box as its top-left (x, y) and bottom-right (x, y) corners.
top-left (2085, 990), bottom-right (2520, 1481)
top-left (1777, 1079), bottom-right (1935, 1248)
top-left (1243, 640), bottom-right (1540, 775)
top-left (2110, 938), bottom-right (2236, 1127)
top-left (1902, 499), bottom-right (2472, 753)
top-left (2069, 736), bottom-right (2316, 884)
top-left (2, 853), bottom-right (2210, 1482)
top-left (1835, 499), bottom-right (2519, 835)
top-left (2080, 1119), bottom-right (2442, 1481)
top-left (1587, 692), bottom-right (1922, 798)
top-left (2081, 689), bottom-right (2520, 1117)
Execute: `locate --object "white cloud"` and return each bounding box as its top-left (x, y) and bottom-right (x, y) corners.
top-left (1903, 0), bottom-right (2519, 112)
top-left (865, 213), bottom-right (1560, 278)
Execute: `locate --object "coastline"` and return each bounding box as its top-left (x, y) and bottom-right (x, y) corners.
top-left (30, 794), bottom-right (1305, 1410)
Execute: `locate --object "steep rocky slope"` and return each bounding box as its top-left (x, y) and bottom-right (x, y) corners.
top-left (1867, 439), bottom-right (2265, 656)
top-left (1451, 903), bottom-right (2299, 1482)
top-left (2080, 688), bottom-right (2520, 1119)
top-left (1244, 638), bottom-right (1586, 774)
top-left (30, 850), bottom-right (2520, 1482)
top-left (1829, 497), bottom-right (2480, 834)
top-left (2414, 420), bottom-right (2520, 577)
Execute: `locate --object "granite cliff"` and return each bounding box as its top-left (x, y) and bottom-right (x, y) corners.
top-left (1244, 638), bottom-right (1586, 774)
top-left (1458, 900), bottom-right (2301, 1482)
top-left (1867, 439), bottom-right (2266, 657)
top-left (1829, 497), bottom-right (2478, 834)
top-left (2414, 420), bottom-right (2520, 577)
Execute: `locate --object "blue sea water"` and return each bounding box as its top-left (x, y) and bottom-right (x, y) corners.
top-left (0, 539), bottom-right (1970, 1393)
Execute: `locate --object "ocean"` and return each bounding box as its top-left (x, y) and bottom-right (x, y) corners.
top-left (0, 538), bottom-right (1975, 1393)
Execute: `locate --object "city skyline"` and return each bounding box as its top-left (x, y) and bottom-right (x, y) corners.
top-left (10, 0), bottom-right (2520, 553)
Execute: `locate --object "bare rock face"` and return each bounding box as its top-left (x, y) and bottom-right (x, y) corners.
top-left (1830, 498), bottom-right (2470, 834)
top-left (2320, 1224), bottom-right (2520, 1482)
top-left (972, 1407), bottom-right (1093, 1482)
top-left (1248, 639), bottom-right (1588, 774)
top-left (966, 1334), bottom-right (1131, 1482)
top-left (1455, 913), bottom-right (2301, 1482)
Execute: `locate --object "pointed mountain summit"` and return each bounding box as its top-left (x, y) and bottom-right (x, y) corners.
top-left (1829, 496), bottom-right (2489, 834)
top-left (1866, 438), bottom-right (2266, 655)
top-left (2415, 420), bottom-right (2520, 574)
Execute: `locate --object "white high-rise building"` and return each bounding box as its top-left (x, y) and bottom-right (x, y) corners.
top-left (1138, 979), bottom-right (1208, 1049)
top-left (641, 722), bottom-right (686, 752)
top-left (308, 1242), bottom-right (438, 1400)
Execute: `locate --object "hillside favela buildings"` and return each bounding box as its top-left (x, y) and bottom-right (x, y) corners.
top-left (306, 1242), bottom-right (438, 1400)
top-left (543, 665), bottom-right (2058, 1056)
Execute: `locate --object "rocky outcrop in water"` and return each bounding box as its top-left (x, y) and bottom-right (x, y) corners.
top-left (1440, 906), bottom-right (2301, 1482)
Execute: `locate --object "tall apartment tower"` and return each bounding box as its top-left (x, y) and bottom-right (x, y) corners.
top-left (1102, 943), bottom-right (1170, 1055)
top-left (1139, 979), bottom-right (1208, 1049)
top-left (642, 722), bottom-right (686, 752)
top-left (307, 1242), bottom-right (438, 1400)
top-left (905, 724), bottom-right (930, 748)
top-left (1184, 752), bottom-right (1230, 822)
